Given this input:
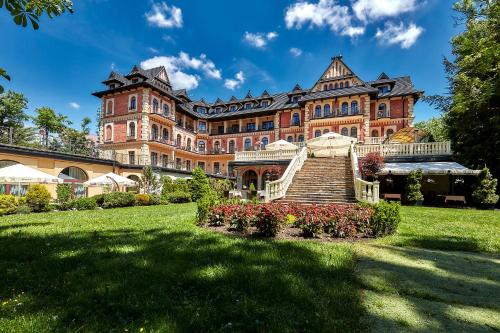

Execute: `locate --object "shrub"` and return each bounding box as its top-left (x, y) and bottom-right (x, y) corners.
top-left (190, 167), bottom-right (210, 201)
top-left (139, 165), bottom-right (161, 194)
top-left (405, 169), bottom-right (424, 204)
top-left (16, 205), bottom-right (32, 214)
top-left (210, 178), bottom-right (233, 198)
top-left (102, 192), bottom-right (136, 209)
top-left (161, 177), bottom-right (175, 197)
top-left (135, 193), bottom-right (152, 206)
top-left (56, 184), bottom-right (73, 210)
top-left (361, 152), bottom-right (385, 180)
top-left (0, 195), bottom-right (18, 216)
top-left (69, 197), bottom-right (97, 211)
top-left (91, 194), bottom-right (105, 207)
top-left (150, 194), bottom-right (162, 205)
top-left (255, 204), bottom-right (285, 237)
top-left (472, 167), bottom-right (499, 209)
top-left (229, 204), bottom-right (255, 232)
top-left (25, 184), bottom-right (51, 212)
top-left (166, 191), bottom-right (192, 203)
top-left (370, 200), bottom-right (401, 237)
top-left (196, 190), bottom-right (219, 224)
top-left (207, 204), bottom-right (240, 227)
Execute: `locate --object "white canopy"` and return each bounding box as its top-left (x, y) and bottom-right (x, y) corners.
top-left (84, 172), bottom-right (138, 187)
top-left (380, 162), bottom-right (481, 176)
top-left (265, 139), bottom-right (298, 151)
top-left (0, 164), bottom-right (62, 184)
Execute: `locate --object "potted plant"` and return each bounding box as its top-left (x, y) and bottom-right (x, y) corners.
top-left (361, 152), bottom-right (385, 181)
top-left (405, 169), bottom-right (424, 205)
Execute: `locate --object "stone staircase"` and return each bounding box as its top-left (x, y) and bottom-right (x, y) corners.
top-left (279, 156), bottom-right (356, 204)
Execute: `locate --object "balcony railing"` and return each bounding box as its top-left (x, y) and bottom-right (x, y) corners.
top-left (235, 148), bottom-right (300, 161)
top-left (209, 125), bottom-right (275, 136)
top-left (311, 107), bottom-right (363, 119)
top-left (355, 141), bottom-right (452, 157)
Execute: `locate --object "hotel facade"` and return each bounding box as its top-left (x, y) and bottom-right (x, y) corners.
top-left (93, 56), bottom-right (422, 178)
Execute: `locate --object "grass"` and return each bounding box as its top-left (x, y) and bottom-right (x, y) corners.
top-left (0, 205), bottom-right (499, 332)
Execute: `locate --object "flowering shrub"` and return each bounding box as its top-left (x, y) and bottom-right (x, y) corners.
top-left (207, 204), bottom-right (238, 226)
top-left (255, 204), bottom-right (286, 237)
top-left (361, 152), bottom-right (385, 180)
top-left (229, 204), bottom-right (256, 231)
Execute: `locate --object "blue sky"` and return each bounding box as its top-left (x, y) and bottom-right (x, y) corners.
top-left (1, 0), bottom-right (459, 132)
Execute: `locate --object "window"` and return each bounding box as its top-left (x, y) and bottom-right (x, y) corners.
top-left (261, 137), bottom-right (269, 148)
top-left (129, 96), bottom-right (136, 110)
top-left (197, 107), bottom-right (207, 114)
top-left (245, 103), bottom-right (252, 110)
top-left (162, 128), bottom-right (169, 141)
top-left (345, 81), bottom-right (349, 88)
top-left (152, 99), bottom-right (159, 113)
top-left (314, 105), bottom-right (322, 118)
top-left (351, 101), bottom-right (359, 115)
top-left (261, 121), bottom-right (274, 130)
top-left (371, 130), bottom-right (379, 137)
top-left (341, 102), bottom-right (349, 115)
top-left (378, 103), bottom-right (388, 118)
top-left (105, 125), bottom-right (112, 141)
top-left (246, 123), bottom-right (256, 131)
top-left (292, 96), bottom-right (299, 103)
top-left (292, 113), bottom-right (300, 126)
top-left (150, 152), bottom-right (158, 166)
top-left (287, 136), bottom-right (293, 143)
top-left (109, 84), bottom-right (115, 89)
top-left (314, 130), bottom-right (321, 138)
top-left (244, 138), bottom-right (252, 151)
top-left (128, 151), bottom-right (135, 165)
top-left (334, 83), bottom-right (338, 89)
top-left (298, 134), bottom-right (304, 142)
top-left (106, 100), bottom-right (113, 115)
top-left (323, 84), bottom-right (328, 91)
top-left (323, 129), bottom-right (329, 134)
top-left (186, 160), bottom-right (191, 171)
top-left (214, 162), bottom-right (220, 174)
top-left (339, 82), bottom-right (344, 89)
top-left (198, 140), bottom-right (206, 152)
top-left (230, 105), bottom-right (237, 112)
top-left (378, 86), bottom-right (390, 94)
top-left (215, 107), bottom-right (222, 113)
top-left (198, 161), bottom-right (205, 171)
top-left (176, 134), bottom-right (182, 146)
top-left (218, 125), bottom-right (224, 134)
top-left (163, 104), bottom-right (169, 116)
top-left (386, 128), bottom-right (394, 138)
top-left (151, 124), bottom-right (158, 140)
top-left (350, 127), bottom-right (357, 138)
top-left (128, 122), bottom-right (136, 138)
top-left (261, 100), bottom-right (269, 107)
top-left (324, 104), bottom-right (331, 117)
top-left (228, 140), bottom-right (235, 153)
top-left (198, 121), bottom-right (206, 132)
top-left (162, 155), bottom-right (169, 168)
top-left (186, 138), bottom-right (192, 150)
top-left (214, 141), bottom-right (220, 152)
top-left (341, 127), bottom-right (349, 136)
top-left (329, 83), bottom-right (333, 90)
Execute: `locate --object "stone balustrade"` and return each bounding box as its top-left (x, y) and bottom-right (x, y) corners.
top-left (235, 149), bottom-right (299, 162)
top-left (355, 141), bottom-right (452, 157)
top-left (350, 144), bottom-right (380, 204)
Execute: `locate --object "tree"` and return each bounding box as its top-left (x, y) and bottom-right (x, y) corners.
top-left (405, 169), bottom-right (424, 204)
top-left (0, 69), bottom-right (10, 94)
top-left (33, 107), bottom-right (70, 147)
top-left (190, 167), bottom-right (210, 201)
top-left (361, 152), bottom-right (385, 181)
top-left (139, 166), bottom-right (161, 194)
top-left (425, 0), bottom-right (500, 184)
top-left (0, 90), bottom-right (31, 144)
top-left (414, 116), bottom-right (449, 142)
top-left (472, 167), bottom-right (499, 209)
top-left (81, 117), bottom-right (92, 134)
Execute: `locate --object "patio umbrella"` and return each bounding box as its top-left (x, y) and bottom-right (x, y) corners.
top-left (84, 172), bottom-right (138, 187)
top-left (265, 139), bottom-right (298, 151)
top-left (0, 163), bottom-right (62, 184)
top-left (307, 132), bottom-right (356, 157)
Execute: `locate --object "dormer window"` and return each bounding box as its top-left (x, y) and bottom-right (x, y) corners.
top-left (109, 84), bottom-right (115, 89)
top-left (230, 105), bottom-right (237, 112)
top-left (244, 103), bottom-right (252, 110)
top-left (378, 85), bottom-right (390, 94)
top-left (292, 96), bottom-right (299, 103)
top-left (261, 100), bottom-right (270, 107)
top-left (132, 78), bottom-right (138, 83)
top-left (215, 107), bottom-right (222, 113)
top-left (197, 107), bottom-right (207, 114)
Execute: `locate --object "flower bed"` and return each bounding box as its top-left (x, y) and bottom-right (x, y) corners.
top-left (203, 201), bottom-right (400, 240)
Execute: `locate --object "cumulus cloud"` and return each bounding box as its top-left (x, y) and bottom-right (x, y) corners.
top-left (375, 21), bottom-right (423, 49)
top-left (224, 71), bottom-right (245, 90)
top-left (145, 2), bottom-right (183, 29)
top-left (289, 47), bottom-right (303, 57)
top-left (69, 102), bottom-right (80, 109)
top-left (352, 0), bottom-right (418, 21)
top-left (141, 52), bottom-right (222, 90)
top-left (243, 31), bottom-right (279, 48)
top-left (284, 0), bottom-right (364, 37)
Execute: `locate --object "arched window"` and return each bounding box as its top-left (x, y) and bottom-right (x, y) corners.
top-left (105, 125), bottom-right (112, 141)
top-left (351, 101), bottom-right (358, 115)
top-left (214, 141), bottom-right (220, 152)
top-left (59, 167), bottom-right (88, 182)
top-left (292, 113), bottom-right (300, 126)
top-left (151, 124), bottom-right (158, 140)
top-left (176, 134), bottom-right (182, 146)
top-left (244, 138), bottom-right (252, 151)
top-left (198, 141), bottom-right (206, 152)
top-left (323, 84), bottom-right (328, 91)
top-left (386, 128), bottom-right (394, 138)
top-left (163, 104), bottom-right (169, 116)
top-left (350, 127), bottom-right (357, 138)
top-left (334, 83), bottom-right (338, 89)
top-left (128, 122), bottom-right (135, 137)
top-left (378, 103), bottom-right (387, 118)
top-left (324, 104), bottom-right (331, 117)
top-left (287, 136), bottom-right (294, 143)
top-left (341, 102), bottom-right (349, 115)
top-left (152, 99), bottom-right (159, 113)
top-left (262, 137), bottom-right (269, 148)
top-left (298, 135), bottom-right (304, 142)
top-left (341, 127), bottom-right (349, 136)
top-left (186, 138), bottom-right (192, 150)
top-left (228, 140), bottom-right (235, 153)
top-left (129, 96), bottom-right (136, 110)
top-left (323, 129), bottom-right (329, 134)
top-left (162, 128), bottom-right (169, 141)
top-left (0, 160), bottom-right (17, 168)
top-left (329, 83), bottom-right (333, 90)
top-left (339, 82), bottom-right (344, 89)
top-left (106, 100), bottom-right (113, 115)
top-left (314, 130), bottom-right (321, 138)
top-left (314, 105), bottom-right (322, 118)
top-left (345, 81), bottom-right (349, 88)
top-left (371, 130), bottom-right (379, 137)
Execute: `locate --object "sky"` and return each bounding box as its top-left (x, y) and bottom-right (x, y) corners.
top-left (1, 0), bottom-right (460, 133)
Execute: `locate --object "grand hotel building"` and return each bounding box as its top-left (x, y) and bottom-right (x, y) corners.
top-left (93, 56), bottom-right (422, 177)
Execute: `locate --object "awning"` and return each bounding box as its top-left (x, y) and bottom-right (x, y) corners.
top-left (380, 162), bottom-right (480, 176)
top-left (0, 163), bottom-right (62, 183)
top-left (84, 172), bottom-right (138, 187)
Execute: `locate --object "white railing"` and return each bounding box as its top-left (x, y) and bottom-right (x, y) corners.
top-left (355, 141), bottom-right (451, 157)
top-left (235, 148), bottom-right (299, 161)
top-left (363, 137), bottom-right (385, 145)
top-left (265, 147), bottom-right (308, 202)
top-left (350, 144), bottom-right (380, 204)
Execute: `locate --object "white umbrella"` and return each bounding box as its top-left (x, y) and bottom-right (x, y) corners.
top-left (307, 132), bottom-right (356, 157)
top-left (0, 164), bottom-right (62, 183)
top-left (84, 172), bottom-right (137, 187)
top-left (265, 139), bottom-right (298, 151)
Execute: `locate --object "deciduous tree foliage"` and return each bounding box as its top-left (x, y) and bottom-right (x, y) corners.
top-left (415, 116), bottom-right (449, 142)
top-left (33, 107), bottom-right (71, 147)
top-left (0, 90), bottom-right (34, 144)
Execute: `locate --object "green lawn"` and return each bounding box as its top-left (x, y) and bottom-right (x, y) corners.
top-left (0, 205), bottom-right (499, 332)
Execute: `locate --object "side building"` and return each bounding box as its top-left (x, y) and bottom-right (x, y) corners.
top-left (92, 56), bottom-right (422, 176)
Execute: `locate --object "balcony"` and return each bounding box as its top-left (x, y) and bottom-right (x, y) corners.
top-left (235, 148), bottom-right (300, 161)
top-left (209, 125), bottom-right (274, 136)
top-left (311, 107), bottom-right (363, 119)
top-left (355, 141), bottom-right (452, 157)
top-left (149, 111), bottom-right (176, 122)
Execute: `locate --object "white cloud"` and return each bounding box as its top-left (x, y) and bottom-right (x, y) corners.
top-left (352, 0), bottom-right (419, 22)
top-left (162, 35), bottom-right (175, 43)
top-left (375, 21), bottom-right (423, 49)
top-left (69, 102), bottom-right (80, 110)
top-left (141, 52), bottom-right (221, 90)
top-left (243, 31), bottom-right (279, 48)
top-left (146, 2), bottom-right (183, 29)
top-left (224, 71), bottom-right (245, 90)
top-left (148, 47), bottom-right (159, 53)
top-left (289, 47), bottom-right (303, 57)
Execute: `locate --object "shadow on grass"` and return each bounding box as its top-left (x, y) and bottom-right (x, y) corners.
top-left (0, 221), bottom-right (52, 232)
top-left (357, 244), bottom-right (500, 332)
top-left (388, 234), bottom-right (485, 252)
top-left (0, 227), bottom-right (362, 332)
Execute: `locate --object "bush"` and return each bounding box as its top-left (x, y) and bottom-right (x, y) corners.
top-left (255, 204), bottom-right (286, 237)
top-left (472, 167), bottom-right (499, 209)
top-left (135, 193), bottom-right (152, 206)
top-left (210, 178), bottom-right (233, 198)
top-left (16, 205), bottom-right (32, 214)
top-left (370, 200), bottom-right (401, 237)
top-left (56, 184), bottom-right (73, 210)
top-left (102, 192), bottom-right (136, 209)
top-left (190, 167), bottom-right (210, 201)
top-left (150, 194), bottom-right (162, 205)
top-left (361, 152), bottom-right (385, 180)
top-left (207, 204), bottom-right (239, 227)
top-left (161, 177), bottom-right (175, 197)
top-left (174, 179), bottom-right (190, 193)
top-left (91, 194), bottom-right (105, 207)
top-left (165, 191), bottom-right (192, 203)
top-left (196, 190), bottom-right (219, 224)
top-left (69, 197), bottom-right (97, 211)
top-left (229, 204), bottom-right (255, 232)
top-left (405, 169), bottom-right (424, 204)
top-left (25, 184), bottom-right (51, 212)
top-left (0, 195), bottom-right (18, 216)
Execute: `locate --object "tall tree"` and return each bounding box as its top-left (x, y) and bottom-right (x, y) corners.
top-left (0, 0), bottom-right (74, 92)
top-left (425, 0), bottom-right (500, 180)
top-left (33, 107), bottom-right (71, 147)
top-left (0, 90), bottom-right (30, 144)
top-left (414, 116), bottom-right (449, 142)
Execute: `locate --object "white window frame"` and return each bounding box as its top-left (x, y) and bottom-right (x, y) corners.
top-left (104, 123), bottom-right (114, 142)
top-left (128, 94), bottom-right (138, 112)
top-left (105, 98), bottom-right (115, 115)
top-left (126, 120), bottom-right (137, 139)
